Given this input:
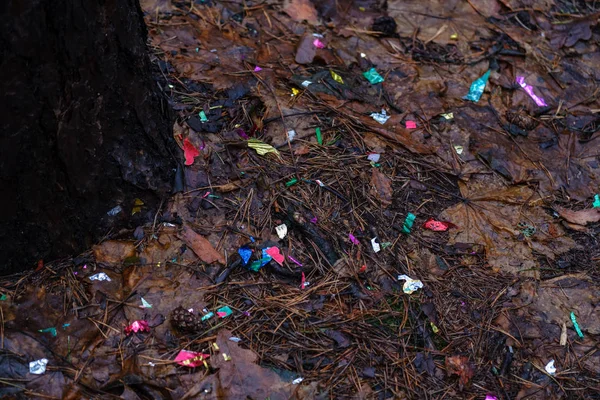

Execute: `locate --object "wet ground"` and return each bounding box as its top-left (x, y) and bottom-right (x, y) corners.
top-left (1, 0), bottom-right (600, 398)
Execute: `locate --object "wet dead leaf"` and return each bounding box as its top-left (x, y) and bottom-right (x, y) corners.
top-left (370, 169), bottom-right (392, 207)
top-left (178, 225), bottom-right (225, 264)
top-left (93, 240), bottom-right (136, 265)
top-left (555, 207), bottom-right (600, 227)
top-left (283, 0), bottom-right (319, 24)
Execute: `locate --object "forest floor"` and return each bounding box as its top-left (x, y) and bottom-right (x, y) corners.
top-left (1, 0), bottom-right (600, 399)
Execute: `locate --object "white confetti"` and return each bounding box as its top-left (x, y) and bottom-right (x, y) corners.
top-left (301, 80), bottom-right (312, 87)
top-left (292, 377), bottom-right (304, 384)
top-left (454, 145), bottom-right (464, 155)
top-left (367, 153), bottom-right (381, 162)
top-left (287, 130), bottom-right (297, 141)
top-left (275, 224), bottom-right (288, 239)
top-left (29, 358), bottom-right (48, 375)
top-left (89, 273), bottom-right (111, 282)
top-left (312, 33), bottom-right (324, 38)
top-left (107, 205), bottom-right (122, 216)
top-left (545, 359), bottom-right (556, 375)
top-left (397, 275), bottom-right (423, 294)
top-left (370, 109), bottom-right (390, 125)
top-left (140, 298), bottom-right (152, 308)
top-left (371, 238), bottom-right (381, 253)
top-left (229, 337), bottom-right (242, 343)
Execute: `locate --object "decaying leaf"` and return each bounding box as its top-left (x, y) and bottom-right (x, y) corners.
top-left (369, 169), bottom-right (393, 207)
top-left (178, 224), bottom-right (225, 264)
top-left (93, 240), bottom-right (136, 265)
top-left (445, 355), bottom-right (474, 388)
top-left (283, 0), bottom-right (319, 24)
top-left (555, 207), bottom-right (600, 227)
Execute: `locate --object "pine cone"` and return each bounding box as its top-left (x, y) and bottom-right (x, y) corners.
top-left (170, 306), bottom-right (203, 333)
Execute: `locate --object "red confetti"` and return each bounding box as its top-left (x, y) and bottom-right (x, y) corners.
top-left (359, 264), bottom-right (367, 273)
top-left (265, 247), bottom-right (284, 266)
top-left (35, 259), bottom-right (44, 272)
top-left (300, 272), bottom-right (306, 289)
top-left (125, 320), bottom-right (150, 335)
top-left (175, 350), bottom-right (210, 367)
top-left (183, 138), bottom-right (200, 166)
top-left (423, 218), bottom-right (456, 232)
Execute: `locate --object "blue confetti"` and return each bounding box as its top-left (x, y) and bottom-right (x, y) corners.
top-left (238, 246), bottom-right (252, 266)
top-left (463, 70), bottom-right (490, 102)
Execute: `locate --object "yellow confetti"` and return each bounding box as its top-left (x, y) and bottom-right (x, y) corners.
top-left (248, 138), bottom-right (280, 157)
top-left (212, 343), bottom-right (220, 351)
top-left (450, 33), bottom-right (458, 40)
top-left (330, 70), bottom-right (344, 84)
top-left (131, 198), bottom-right (144, 215)
top-left (223, 353), bottom-right (232, 361)
top-left (291, 88), bottom-right (300, 96)
top-left (430, 322), bottom-right (439, 333)
top-left (441, 113), bottom-right (454, 120)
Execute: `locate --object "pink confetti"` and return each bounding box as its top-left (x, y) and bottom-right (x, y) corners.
top-left (265, 247), bottom-right (285, 265)
top-left (300, 272), bottom-right (306, 289)
top-left (216, 311), bottom-right (228, 318)
top-left (254, 66), bottom-right (262, 72)
top-left (175, 350), bottom-right (210, 367)
top-left (485, 396), bottom-right (498, 400)
top-left (313, 39), bottom-right (325, 49)
top-left (349, 233), bottom-right (360, 245)
top-left (516, 76), bottom-right (547, 107)
top-left (202, 191), bottom-right (210, 198)
top-left (406, 121), bottom-right (417, 129)
top-left (288, 255), bottom-right (303, 266)
top-left (125, 320), bottom-right (150, 335)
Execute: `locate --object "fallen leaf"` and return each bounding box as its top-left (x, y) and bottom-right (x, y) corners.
top-left (93, 240), bottom-right (136, 265)
top-left (295, 34), bottom-right (317, 64)
top-left (283, 0), bottom-right (319, 24)
top-left (369, 169), bottom-right (392, 207)
top-left (178, 224), bottom-right (225, 264)
top-left (325, 329), bottom-right (351, 348)
top-left (555, 206), bottom-right (600, 226)
top-left (445, 355), bottom-right (474, 388)
top-left (247, 138), bottom-right (280, 157)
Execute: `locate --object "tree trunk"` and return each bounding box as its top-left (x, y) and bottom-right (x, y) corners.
top-left (0, 0), bottom-right (177, 274)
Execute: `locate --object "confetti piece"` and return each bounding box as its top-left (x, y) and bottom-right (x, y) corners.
top-left (229, 337), bottom-right (242, 343)
top-left (301, 80), bottom-right (312, 87)
top-left (286, 177), bottom-right (299, 187)
top-left (330, 70), bottom-right (344, 84)
top-left (570, 311), bottom-right (584, 338)
top-left (516, 76), bottom-right (548, 107)
top-left (247, 138), bottom-right (280, 156)
top-left (441, 113), bottom-right (454, 120)
top-left (430, 322), bottom-right (439, 333)
top-left (291, 87), bottom-right (300, 96)
top-left (485, 395), bottom-right (498, 400)
top-left (359, 264), bottom-right (367, 273)
top-left (545, 359), bottom-right (556, 375)
top-left (363, 67), bottom-right (384, 84)
top-left (316, 127), bottom-right (323, 145)
top-left (275, 224), bottom-right (288, 239)
top-left (175, 350), bottom-right (210, 367)
top-left (39, 327), bottom-right (57, 337)
top-left (300, 272), bottom-right (306, 289)
top-left (287, 130), bottom-right (297, 141)
top-left (454, 145), bottom-right (464, 154)
top-left (288, 255), bottom-right (303, 266)
top-left (423, 218), bottom-right (456, 232)
top-left (223, 353), bottom-right (232, 361)
top-left (313, 38), bottom-right (325, 48)
top-left (201, 312), bottom-right (214, 321)
top-left (238, 246), bottom-right (252, 265)
top-left (450, 33), bottom-right (458, 40)
top-left (463, 69), bottom-right (490, 102)
top-left (29, 359), bottom-right (48, 375)
top-left (89, 272), bottom-right (111, 282)
top-left (236, 128), bottom-right (249, 139)
top-left (593, 194), bottom-right (600, 208)
top-left (371, 237), bottom-right (381, 253)
top-left (370, 109), bottom-right (390, 124)
top-left (349, 233), bottom-right (360, 245)
top-left (140, 297), bottom-right (152, 308)
top-left (107, 205), bottom-right (122, 216)
top-left (199, 110), bottom-right (208, 122)
top-left (397, 274), bottom-right (423, 294)
top-left (406, 120), bottom-right (417, 129)
top-left (131, 198), bottom-right (144, 215)
top-left (310, 217), bottom-right (318, 224)
top-left (265, 246), bottom-right (285, 265)
top-left (401, 213), bottom-right (416, 234)
top-left (216, 306), bottom-right (233, 318)
top-left (367, 153), bottom-right (380, 162)
top-left (254, 66), bottom-right (262, 72)
top-left (183, 138), bottom-right (200, 166)
top-left (125, 320), bottom-right (150, 335)
top-left (292, 377), bottom-right (304, 384)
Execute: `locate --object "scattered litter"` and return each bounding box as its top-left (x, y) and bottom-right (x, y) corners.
top-left (454, 145), bottom-right (464, 154)
top-left (371, 237), bottom-right (381, 253)
top-left (229, 337), bottom-right (242, 343)
top-left (397, 275), bottom-right (423, 294)
top-left (148, 362), bottom-right (156, 367)
top-left (367, 153), bottom-right (381, 162)
top-left (593, 194), bottom-right (600, 208)
top-left (140, 297), bottom-right (152, 308)
top-left (301, 80), bottom-right (312, 87)
top-left (570, 311), bottom-right (584, 338)
top-left (423, 218), bottom-right (456, 232)
top-left (463, 69), bottom-right (490, 102)
top-left (485, 395), bottom-right (498, 400)
top-left (107, 205), bottom-right (122, 216)
top-left (236, 128), bottom-right (249, 139)
top-left (430, 322), bottom-right (439, 333)
top-left (405, 120), bottom-right (417, 129)
top-left (381, 242), bottom-right (391, 249)
top-left (131, 198), bottom-right (144, 215)
top-left (349, 233), bottom-right (360, 245)
top-left (216, 306), bottom-right (233, 318)
top-left (175, 350), bottom-right (210, 367)
top-left (313, 38), bottom-right (325, 48)
top-left (292, 377), bottom-right (304, 384)
top-left (287, 130), bottom-right (297, 141)
top-left (300, 272), bottom-right (306, 289)
top-left (0, 294), bottom-right (6, 301)
top-left (310, 217), bottom-right (318, 224)
top-left (248, 249), bottom-right (272, 271)
top-left (288, 255), bottom-right (303, 266)
top-left (312, 33), bottom-right (324, 38)
top-left (253, 66), bottom-right (262, 72)
top-left (291, 87), bottom-right (300, 96)
top-left (285, 177), bottom-right (299, 187)
top-left (370, 109), bottom-right (390, 124)
top-left (183, 138), bottom-right (200, 166)
top-left (247, 138), bottom-right (280, 156)
top-left (201, 312), bottom-right (214, 321)
top-left (265, 246), bottom-right (285, 265)
top-left (363, 67), bottom-right (384, 84)
top-left (450, 33), bottom-right (458, 40)
top-left (199, 110), bottom-right (209, 122)
top-left (441, 112), bottom-right (454, 120)
top-left (316, 127), bottom-right (323, 145)
top-left (223, 353), bottom-right (232, 361)
top-left (560, 322), bottom-right (567, 346)
top-left (516, 76), bottom-right (548, 107)
top-left (401, 213), bottom-right (416, 234)
top-left (330, 70), bottom-right (344, 84)
top-left (275, 224), bottom-right (288, 239)
top-left (29, 358), bottom-right (49, 375)
top-left (544, 359), bottom-right (556, 375)
top-left (359, 264), bottom-right (367, 273)
top-left (125, 320), bottom-right (150, 335)
top-left (39, 327), bottom-right (58, 336)
top-left (89, 272), bottom-right (111, 282)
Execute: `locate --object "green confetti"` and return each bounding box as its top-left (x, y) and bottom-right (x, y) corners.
top-left (363, 67), bottom-right (384, 84)
top-left (463, 69), bottom-right (490, 102)
top-left (0, 294), bottom-right (6, 301)
top-left (39, 327), bottom-right (57, 337)
top-left (570, 312), bottom-right (584, 338)
top-left (199, 110), bottom-right (209, 122)
top-left (316, 127), bottom-right (323, 145)
top-left (593, 194), bottom-right (600, 208)
top-left (285, 177), bottom-right (299, 187)
top-left (380, 242), bottom-right (392, 250)
top-left (401, 213), bottom-right (416, 234)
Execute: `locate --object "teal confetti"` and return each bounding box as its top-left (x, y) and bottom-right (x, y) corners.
top-left (217, 306), bottom-right (233, 318)
top-left (363, 67), bottom-right (384, 84)
top-left (62, 323), bottom-right (70, 329)
top-left (570, 312), bottom-right (584, 338)
top-left (201, 312), bottom-right (214, 321)
top-left (401, 213), bottom-right (416, 234)
top-left (141, 298), bottom-right (153, 308)
top-left (593, 194), bottom-right (600, 208)
top-left (463, 70), bottom-right (491, 102)
top-left (199, 110), bottom-right (209, 122)
top-left (39, 327), bottom-right (57, 337)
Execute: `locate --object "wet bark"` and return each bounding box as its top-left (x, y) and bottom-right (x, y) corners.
top-left (0, 0), bottom-right (177, 274)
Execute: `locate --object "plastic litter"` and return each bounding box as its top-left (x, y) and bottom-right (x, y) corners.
top-left (330, 70), bottom-right (344, 84)
top-left (107, 205), bottom-right (122, 216)
top-left (441, 113), bottom-right (454, 120)
top-left (367, 153), bottom-right (381, 163)
top-left (253, 66), bottom-right (262, 72)
top-left (201, 312), bottom-right (214, 321)
top-left (570, 311), bottom-right (584, 338)
top-left (183, 138), bottom-right (200, 166)
top-left (199, 110), bottom-right (209, 122)
top-left (287, 130), bottom-right (297, 141)
top-left (370, 109), bottom-right (390, 124)
top-left (516, 76), bottom-right (547, 107)
top-left (423, 218), bottom-right (456, 232)
top-left (229, 337), bottom-right (242, 343)
top-left (593, 194), bottom-right (600, 208)
top-left (275, 224), bottom-right (288, 239)
top-left (300, 271), bottom-right (306, 289)
top-left (406, 120), bottom-right (417, 129)
top-left (301, 80), bottom-right (312, 87)
top-left (401, 213), bottom-right (416, 234)
top-left (175, 350), bottom-right (210, 367)
top-left (39, 327), bottom-right (58, 336)
top-left (247, 138), bottom-right (280, 156)
top-left (125, 320), bottom-right (150, 335)
top-left (349, 233), bottom-right (360, 245)
top-left (288, 255), bottom-right (303, 266)
top-left (371, 237), bottom-right (381, 253)
top-left (29, 358), bottom-right (49, 375)
top-left (238, 246), bottom-right (252, 265)
top-left (485, 395), bottom-right (498, 400)
top-left (397, 275), bottom-right (423, 294)
top-left (140, 297), bottom-right (152, 308)
top-left (216, 306), bottom-right (233, 318)
top-left (544, 359), bottom-right (556, 375)
top-left (313, 38), bottom-right (325, 48)
top-left (463, 69), bottom-right (490, 102)
top-left (131, 198), bottom-right (144, 215)
top-left (291, 88), bottom-right (300, 96)
top-left (292, 377), bottom-right (304, 384)
top-left (285, 177), bottom-right (299, 187)
top-left (363, 67), bottom-right (384, 84)
top-left (316, 127), bottom-right (323, 145)
top-left (89, 272), bottom-right (111, 282)
top-left (265, 246), bottom-right (284, 265)
top-left (454, 145), bottom-right (464, 154)
top-left (248, 249), bottom-right (272, 271)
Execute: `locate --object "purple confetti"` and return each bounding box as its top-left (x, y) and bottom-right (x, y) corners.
top-left (516, 76), bottom-right (547, 107)
top-left (349, 233), bottom-right (360, 245)
top-left (236, 128), bottom-right (249, 139)
top-left (485, 396), bottom-right (498, 400)
top-left (254, 66), bottom-right (262, 72)
top-left (310, 217), bottom-right (318, 224)
top-left (287, 255), bottom-right (303, 266)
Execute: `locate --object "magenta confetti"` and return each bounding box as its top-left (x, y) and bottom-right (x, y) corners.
top-left (202, 191), bottom-right (210, 199)
top-left (349, 233), bottom-right (360, 245)
top-left (243, 311), bottom-right (251, 317)
top-left (310, 217), bottom-right (318, 224)
top-left (516, 76), bottom-right (547, 107)
top-left (254, 66), bottom-right (262, 72)
top-left (300, 272), bottom-right (306, 289)
top-left (199, 139), bottom-right (206, 151)
top-left (236, 128), bottom-right (249, 139)
top-left (287, 255), bottom-right (303, 266)
top-left (485, 396), bottom-right (498, 400)
top-left (313, 39), bottom-right (325, 49)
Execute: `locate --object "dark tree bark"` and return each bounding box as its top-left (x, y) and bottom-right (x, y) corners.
top-left (0, 0), bottom-right (177, 274)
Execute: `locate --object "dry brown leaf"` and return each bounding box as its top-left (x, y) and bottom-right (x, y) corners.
top-left (178, 224), bottom-right (225, 264)
top-left (445, 355), bottom-right (474, 388)
top-left (283, 0), bottom-right (319, 24)
top-left (93, 240), bottom-right (136, 265)
top-left (370, 169), bottom-right (392, 207)
top-left (295, 34), bottom-right (316, 64)
top-left (555, 206), bottom-right (600, 226)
